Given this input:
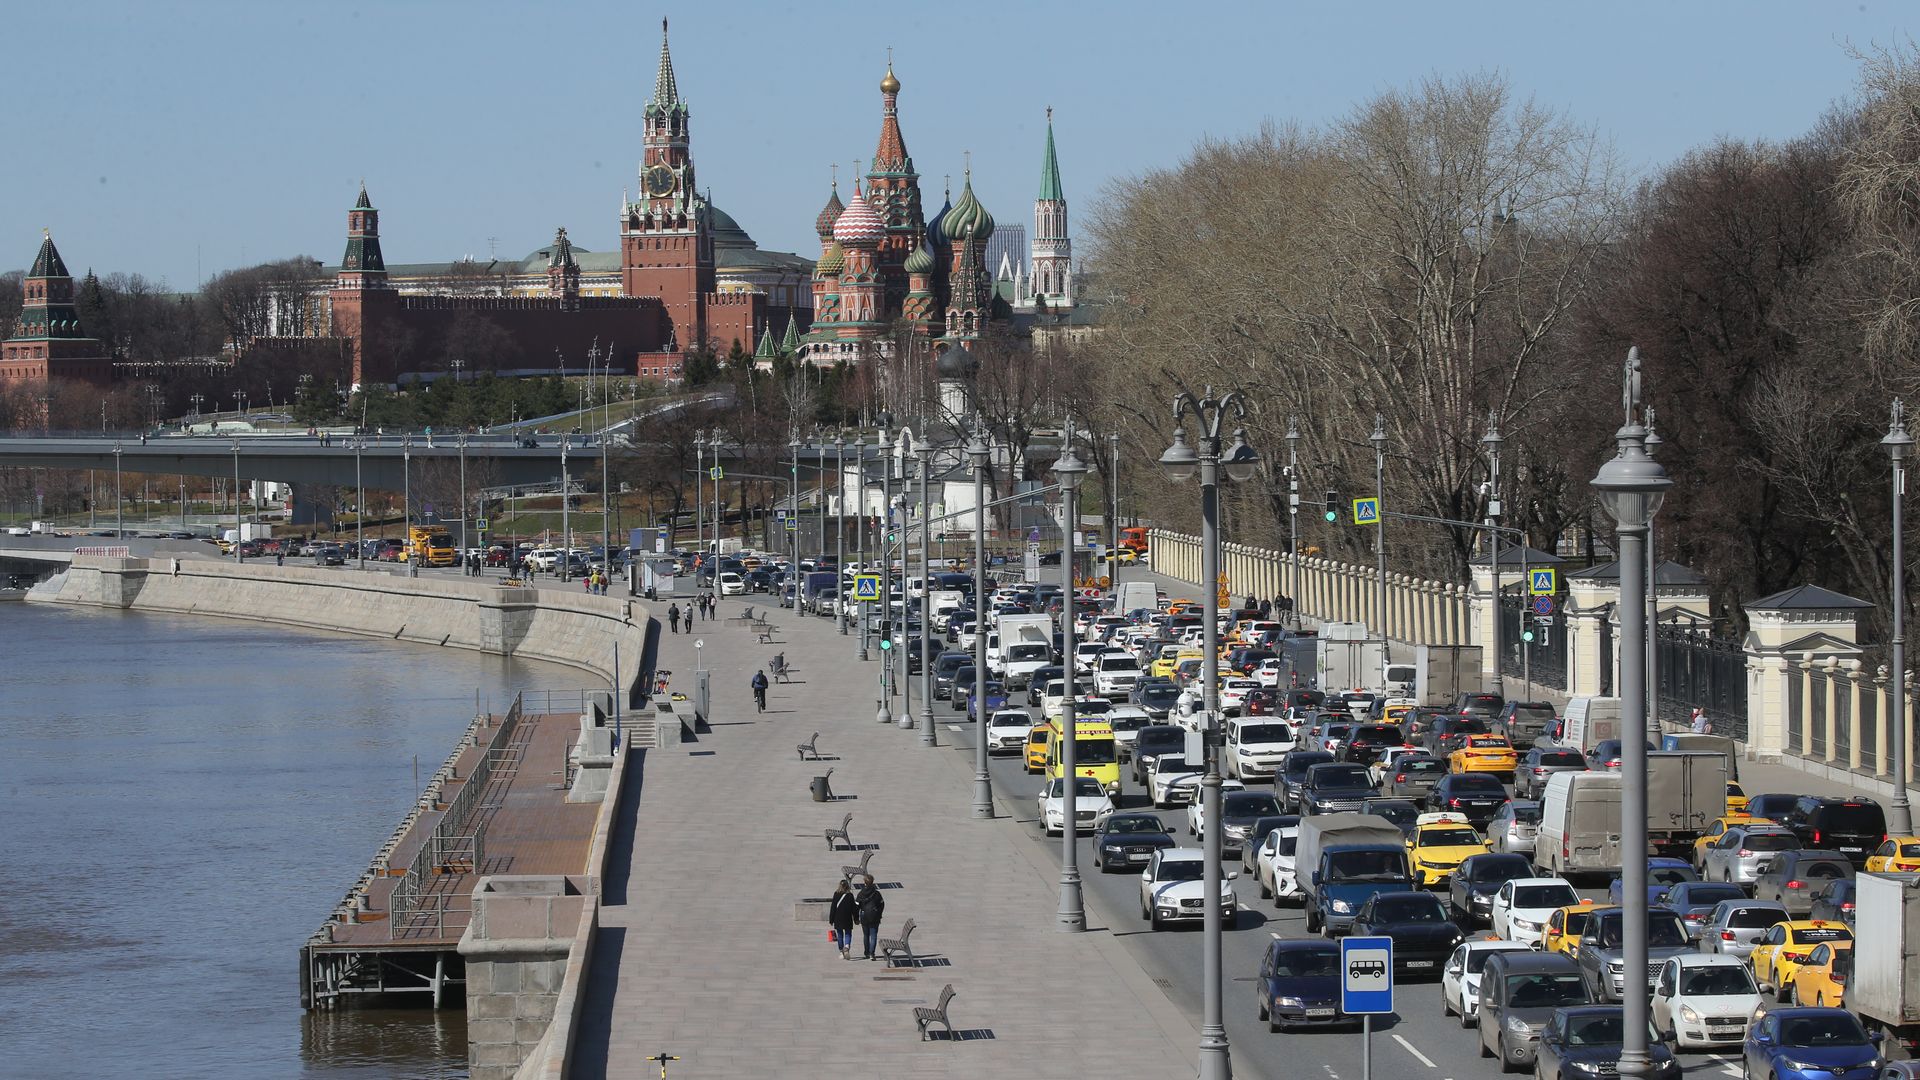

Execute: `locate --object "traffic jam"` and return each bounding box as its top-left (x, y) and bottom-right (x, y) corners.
top-left (944, 569), bottom-right (1915, 1079)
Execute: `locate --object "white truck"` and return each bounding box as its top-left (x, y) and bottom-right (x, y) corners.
top-left (1851, 871), bottom-right (1920, 1055)
top-left (1561, 696), bottom-right (1622, 756)
top-left (994, 614), bottom-right (1054, 687)
top-left (1535, 772), bottom-right (1622, 878)
top-left (1384, 645), bottom-right (1484, 706)
top-left (1315, 637), bottom-right (1387, 694)
top-left (1644, 751), bottom-right (1728, 857)
top-left (1109, 580), bottom-right (1158, 617)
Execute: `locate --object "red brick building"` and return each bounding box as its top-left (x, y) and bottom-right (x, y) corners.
top-left (0, 232), bottom-right (113, 387)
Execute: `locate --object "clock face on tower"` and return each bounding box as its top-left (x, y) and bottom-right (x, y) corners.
top-left (645, 165), bottom-right (676, 198)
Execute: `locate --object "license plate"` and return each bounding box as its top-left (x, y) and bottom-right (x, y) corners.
top-left (1841, 846), bottom-right (1864, 853)
top-left (1305, 1008), bottom-right (1336, 1018)
top-left (1405, 960), bottom-right (1434, 969)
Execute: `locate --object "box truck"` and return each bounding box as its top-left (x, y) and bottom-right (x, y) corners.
top-left (1852, 871), bottom-right (1920, 1054)
top-left (1296, 813), bottom-right (1412, 936)
top-left (1560, 696), bottom-right (1622, 755)
top-left (1383, 645), bottom-right (1485, 705)
top-left (1536, 772), bottom-right (1623, 879)
top-left (1316, 637), bottom-right (1388, 693)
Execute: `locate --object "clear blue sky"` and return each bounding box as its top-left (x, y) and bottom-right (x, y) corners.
top-left (5, 1), bottom-right (1909, 289)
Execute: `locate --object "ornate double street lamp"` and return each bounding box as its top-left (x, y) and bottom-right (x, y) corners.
top-left (967, 418), bottom-right (994, 819)
top-left (836, 434), bottom-right (848, 635)
top-left (1886, 401), bottom-right (1915, 835)
top-left (1588, 348), bottom-right (1670, 1078)
top-left (1158, 388), bottom-right (1259, 1080)
top-left (1052, 427), bottom-right (1089, 931)
top-left (909, 429), bottom-right (937, 746)
top-left (1370, 413), bottom-right (1388, 639)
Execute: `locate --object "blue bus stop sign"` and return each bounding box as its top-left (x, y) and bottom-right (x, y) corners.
top-left (1340, 935), bottom-right (1394, 1014)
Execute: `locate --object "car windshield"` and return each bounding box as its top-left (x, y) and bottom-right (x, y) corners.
top-left (1106, 816), bottom-right (1166, 835)
top-left (1155, 757), bottom-right (1195, 774)
top-left (1009, 645), bottom-right (1048, 660)
top-left (1562, 1014), bottom-right (1627, 1047)
top-left (1047, 778), bottom-right (1105, 798)
top-left (1422, 828), bottom-right (1482, 847)
top-left (1158, 859), bottom-right (1205, 882)
top-left (1815, 804), bottom-right (1885, 833)
top-left (1779, 1014), bottom-right (1870, 1047)
top-left (1597, 913), bottom-right (1688, 948)
top-left (1450, 774), bottom-right (1506, 793)
top-left (1368, 804), bottom-right (1419, 828)
top-left (1513, 884), bottom-right (1579, 908)
top-left (1681, 967), bottom-right (1756, 995)
top-left (1141, 687), bottom-right (1180, 704)
top-left (1224, 793), bottom-right (1283, 817)
top-left (1239, 724), bottom-right (1292, 743)
top-left (1326, 851), bottom-right (1405, 881)
top-left (1286, 754), bottom-right (1334, 776)
top-left (1744, 833), bottom-right (1799, 851)
top-left (1270, 947), bottom-right (1339, 978)
top-left (1402, 760), bottom-right (1446, 775)
top-left (1540, 751), bottom-right (1585, 766)
top-left (1682, 885), bottom-right (1746, 907)
top-left (1373, 896), bottom-right (1446, 922)
top-left (1726, 908), bottom-right (1785, 929)
top-left (1509, 806), bottom-right (1543, 824)
top-left (1074, 738), bottom-right (1118, 764)
top-left (1650, 867), bottom-right (1697, 886)
top-left (1357, 725), bottom-right (1401, 742)
top-left (1505, 973), bottom-right (1589, 1008)
top-left (1470, 858), bottom-right (1530, 883)
top-left (1314, 765), bottom-right (1373, 787)
top-left (1465, 947), bottom-right (1524, 974)
top-left (1792, 927), bottom-right (1852, 944)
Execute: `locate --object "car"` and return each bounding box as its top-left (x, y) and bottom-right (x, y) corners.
top-left (1513, 746), bottom-right (1587, 799)
top-left (1424, 772), bottom-right (1509, 827)
top-left (1693, 814), bottom-right (1764, 872)
top-left (1129, 681), bottom-right (1181, 720)
top-left (1484, 800), bottom-right (1540, 855)
top-left (1338, 723), bottom-right (1405, 766)
top-left (1788, 938), bottom-right (1852, 1009)
top-left (1254, 825), bottom-right (1303, 904)
top-left (1239, 814), bottom-right (1299, 876)
top-left (1650, 953), bottom-right (1763, 1050)
top-left (1659, 880), bottom-right (1749, 941)
top-left (1475, 951), bottom-right (1593, 1072)
top-left (1218, 677), bottom-right (1260, 715)
top-left (312, 546), bottom-right (346, 566)
top-left (984, 709), bottom-right (1033, 755)
top-left (1130, 725), bottom-right (1187, 784)
top-left (1449, 733), bottom-right (1519, 777)
top-left (1023, 724), bottom-right (1049, 774)
top-left (1440, 938), bottom-right (1532, 1025)
top-left (1161, 771), bottom-right (1243, 812)
top-left (962, 680), bottom-right (1010, 721)
top-left (1701, 899), bottom-right (1791, 959)
top-left (1607, 858), bottom-right (1699, 906)
top-left (1198, 789), bottom-right (1284, 853)
top-left (1138, 847), bottom-right (1237, 931)
top-left (1494, 700), bottom-right (1556, 745)
top-left (1741, 1006), bottom-right (1884, 1080)
top-left (1223, 718), bottom-right (1295, 780)
top-left (1809, 878), bottom-right (1857, 926)
top-left (1448, 852), bottom-right (1533, 924)
top-left (1025, 665), bottom-right (1064, 706)
top-left (1104, 705), bottom-right (1152, 758)
top-left (1091, 812), bottom-right (1177, 872)
top-left (1541, 901), bottom-right (1602, 959)
top-left (1576, 907), bottom-right (1694, 1002)
top-left (1368, 745), bottom-right (1427, 787)
top-left (1426, 714), bottom-right (1490, 758)
top-left (1726, 779), bottom-right (1750, 814)
top-left (1347, 891), bottom-right (1462, 976)
top-left (1534, 1005), bottom-right (1682, 1080)
top-left (1745, 792), bottom-right (1805, 823)
top-left (1275, 750), bottom-right (1336, 812)
top-left (1315, 722), bottom-right (1355, 757)
top-left (1754, 850), bottom-right (1856, 916)
top-left (1406, 813), bottom-right (1490, 889)
top-left (716, 571), bottom-right (747, 595)
top-left (1701, 824), bottom-right (1802, 885)
top-left (1778, 796), bottom-right (1889, 865)
top-left (1254, 938), bottom-right (1348, 1031)
top-left (1489, 877), bottom-right (1580, 947)
top-left (1750, 919), bottom-right (1854, 999)
top-left (1360, 796), bottom-right (1422, 837)
top-left (1297, 761), bottom-right (1376, 816)
top-left (1036, 776), bottom-right (1115, 836)
top-left (1865, 834), bottom-right (1920, 873)
top-left (1380, 754), bottom-right (1449, 799)
top-left (1148, 755), bottom-right (1205, 808)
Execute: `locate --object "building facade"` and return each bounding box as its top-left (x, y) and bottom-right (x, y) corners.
top-left (0, 233), bottom-right (113, 387)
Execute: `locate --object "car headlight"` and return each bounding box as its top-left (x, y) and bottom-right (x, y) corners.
top-left (1273, 996), bottom-right (1304, 1008)
top-left (1513, 918), bottom-right (1540, 931)
top-left (1678, 1005), bottom-right (1699, 1024)
top-left (1330, 898), bottom-right (1354, 914)
top-left (1567, 1064), bottom-right (1607, 1076)
top-left (1503, 1015), bottom-right (1534, 1035)
top-left (1607, 959), bottom-right (1623, 972)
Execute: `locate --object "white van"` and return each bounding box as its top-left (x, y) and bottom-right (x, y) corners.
top-left (1535, 771), bottom-right (1623, 878)
top-left (1224, 717), bottom-right (1296, 781)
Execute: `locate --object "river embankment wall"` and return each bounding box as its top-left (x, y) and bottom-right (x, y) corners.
top-left (32, 556), bottom-right (659, 702)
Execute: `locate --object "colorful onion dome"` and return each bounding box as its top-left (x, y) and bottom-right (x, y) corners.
top-left (903, 241), bottom-right (935, 276)
top-left (832, 182), bottom-right (886, 248)
top-left (942, 173), bottom-right (994, 242)
top-left (814, 183), bottom-right (845, 239)
top-left (817, 241), bottom-right (846, 275)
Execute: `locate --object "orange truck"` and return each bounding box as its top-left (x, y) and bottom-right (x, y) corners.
top-left (1120, 527), bottom-right (1150, 556)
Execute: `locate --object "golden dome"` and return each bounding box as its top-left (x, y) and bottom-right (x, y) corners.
top-left (880, 65), bottom-right (900, 94)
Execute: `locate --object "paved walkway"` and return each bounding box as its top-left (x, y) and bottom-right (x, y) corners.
top-left (569, 598), bottom-right (1197, 1078)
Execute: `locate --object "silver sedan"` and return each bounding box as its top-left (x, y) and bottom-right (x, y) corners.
top-left (1699, 899), bottom-right (1788, 959)
top-left (1699, 825), bottom-right (1800, 885)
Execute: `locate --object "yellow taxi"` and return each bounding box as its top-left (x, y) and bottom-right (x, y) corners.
top-left (1788, 939), bottom-right (1852, 1008)
top-left (1110, 548), bottom-right (1138, 564)
top-left (1448, 734), bottom-right (1518, 778)
top-left (1541, 901), bottom-right (1604, 959)
top-left (1024, 724), bottom-right (1049, 774)
top-left (1726, 781), bottom-right (1749, 815)
top-left (1866, 835), bottom-right (1920, 873)
top-left (1750, 920), bottom-right (1853, 997)
top-left (1151, 647), bottom-right (1202, 679)
top-left (1406, 812), bottom-right (1490, 888)
top-left (1381, 703), bottom-right (1415, 725)
top-left (1692, 815), bottom-right (1761, 872)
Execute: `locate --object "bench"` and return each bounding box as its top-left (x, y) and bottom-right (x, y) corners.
top-left (796, 730), bottom-right (822, 760)
top-left (728, 605), bottom-right (757, 627)
top-left (879, 917), bottom-right (917, 968)
top-left (840, 849), bottom-right (873, 882)
top-left (823, 812), bottom-right (852, 850)
top-left (756, 621), bottom-right (777, 644)
top-left (769, 654), bottom-right (792, 682)
top-left (913, 982), bottom-right (955, 1041)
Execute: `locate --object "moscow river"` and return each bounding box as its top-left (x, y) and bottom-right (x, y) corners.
top-left (0, 601), bottom-right (585, 1078)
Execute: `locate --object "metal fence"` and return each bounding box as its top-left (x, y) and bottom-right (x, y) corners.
top-left (1654, 626), bottom-right (1748, 741)
top-left (1498, 596), bottom-right (1567, 692)
top-left (389, 693), bottom-right (524, 940)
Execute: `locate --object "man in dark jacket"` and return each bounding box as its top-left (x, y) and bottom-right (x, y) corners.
top-left (668, 603), bottom-right (681, 634)
top-left (856, 875), bottom-right (886, 960)
top-left (828, 881), bottom-right (857, 959)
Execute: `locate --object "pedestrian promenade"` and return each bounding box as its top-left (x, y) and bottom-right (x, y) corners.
top-left (567, 600), bottom-right (1198, 1078)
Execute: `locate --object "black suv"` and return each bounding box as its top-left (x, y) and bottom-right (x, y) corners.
top-left (1276, 750), bottom-right (1336, 812)
top-left (1426, 715), bottom-right (1489, 758)
top-left (931, 653), bottom-right (970, 698)
top-left (1425, 773), bottom-right (1510, 826)
top-left (1452, 692), bottom-right (1505, 719)
top-left (1339, 724), bottom-right (1405, 766)
top-left (1496, 701), bottom-right (1556, 745)
top-left (1778, 796), bottom-right (1887, 865)
top-left (1131, 725), bottom-right (1187, 784)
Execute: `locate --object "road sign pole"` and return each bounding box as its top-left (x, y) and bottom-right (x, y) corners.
top-left (1362, 1013), bottom-right (1372, 1080)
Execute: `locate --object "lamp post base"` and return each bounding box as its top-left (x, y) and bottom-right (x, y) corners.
top-left (875, 700), bottom-right (890, 725)
top-left (921, 709), bottom-right (937, 747)
top-left (1057, 873), bottom-right (1085, 932)
top-left (971, 774), bottom-right (995, 819)
top-left (1198, 1039), bottom-right (1233, 1080)
top-left (896, 713), bottom-right (914, 729)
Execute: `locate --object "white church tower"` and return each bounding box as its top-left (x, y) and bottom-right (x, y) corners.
top-left (1027, 107), bottom-right (1073, 310)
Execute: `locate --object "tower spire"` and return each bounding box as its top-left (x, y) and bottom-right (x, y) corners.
top-left (1038, 106), bottom-right (1063, 201)
top-left (653, 18), bottom-right (679, 109)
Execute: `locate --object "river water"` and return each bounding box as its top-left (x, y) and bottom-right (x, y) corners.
top-left (0, 602), bottom-right (585, 1078)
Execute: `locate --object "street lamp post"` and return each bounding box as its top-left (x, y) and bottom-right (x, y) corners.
top-left (1589, 348), bottom-right (1671, 1079)
top-left (967, 418), bottom-right (994, 818)
top-left (560, 437), bottom-right (571, 583)
top-left (1158, 388), bottom-right (1259, 1080)
top-left (1370, 413), bottom-right (1387, 641)
top-left (695, 435), bottom-right (705, 570)
top-left (836, 435), bottom-right (848, 635)
top-left (788, 437), bottom-right (800, 610)
top-left (1886, 401), bottom-right (1915, 835)
top-left (1482, 413), bottom-right (1505, 693)
top-left (890, 436), bottom-right (909, 726)
top-left (1107, 432), bottom-right (1120, 569)
top-left (915, 433), bottom-right (937, 747)
top-left (459, 434), bottom-right (469, 557)
top-left (1286, 416), bottom-right (1301, 625)
top-left (355, 434), bottom-right (365, 569)
top-left (877, 428), bottom-right (896, 723)
top-left (856, 435), bottom-right (870, 661)
top-left (403, 435), bottom-right (413, 571)
top-left (1053, 426), bottom-right (1089, 931)
top-left (1645, 413), bottom-right (1663, 730)
top-left (231, 439), bottom-right (242, 563)
top-left (113, 442), bottom-right (123, 539)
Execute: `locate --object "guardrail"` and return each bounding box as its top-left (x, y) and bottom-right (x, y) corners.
top-left (389, 693), bottom-right (525, 939)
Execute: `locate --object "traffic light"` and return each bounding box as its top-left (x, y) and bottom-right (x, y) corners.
top-left (1324, 490), bottom-right (1339, 523)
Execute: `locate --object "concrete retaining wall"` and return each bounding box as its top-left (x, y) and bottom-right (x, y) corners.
top-left (33, 556), bottom-right (656, 699)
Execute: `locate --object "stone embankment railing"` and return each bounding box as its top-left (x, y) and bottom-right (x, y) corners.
top-left (1148, 527), bottom-right (1470, 645)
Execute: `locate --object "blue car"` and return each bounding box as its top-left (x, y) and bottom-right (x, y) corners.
top-left (1254, 938), bottom-right (1350, 1031)
top-left (1743, 1007), bottom-right (1882, 1080)
top-left (964, 681), bottom-right (1010, 722)
top-left (1607, 858), bottom-right (1698, 906)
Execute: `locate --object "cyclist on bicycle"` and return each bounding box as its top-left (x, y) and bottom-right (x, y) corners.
top-left (750, 669), bottom-right (769, 713)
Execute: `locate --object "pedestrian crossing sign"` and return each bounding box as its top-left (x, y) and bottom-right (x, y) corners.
top-left (1529, 569), bottom-right (1556, 595)
top-left (784, 517), bottom-right (797, 532)
top-left (709, 466), bottom-right (724, 480)
top-left (1351, 498), bottom-right (1380, 526)
top-left (852, 573), bottom-right (882, 602)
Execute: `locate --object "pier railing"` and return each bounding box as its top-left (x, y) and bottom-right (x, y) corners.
top-left (389, 693), bottom-right (525, 939)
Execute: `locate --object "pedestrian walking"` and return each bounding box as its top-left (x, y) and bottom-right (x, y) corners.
top-left (705, 594), bottom-right (715, 619)
top-left (668, 603), bottom-right (682, 634)
top-left (1690, 707), bottom-right (1711, 734)
top-left (828, 881), bottom-right (857, 959)
top-left (1258, 598), bottom-right (1272, 620)
top-left (855, 874), bottom-right (886, 960)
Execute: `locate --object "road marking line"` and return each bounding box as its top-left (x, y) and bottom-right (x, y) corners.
top-left (1392, 1033), bottom-right (1437, 1068)
top-left (1720, 1067), bottom-right (1741, 1078)
top-left (947, 724), bottom-right (963, 733)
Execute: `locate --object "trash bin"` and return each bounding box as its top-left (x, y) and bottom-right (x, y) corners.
top-left (810, 774), bottom-right (833, 802)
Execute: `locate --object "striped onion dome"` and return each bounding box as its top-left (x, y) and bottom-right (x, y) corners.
top-left (831, 182), bottom-right (886, 248)
top-left (942, 173), bottom-right (993, 242)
